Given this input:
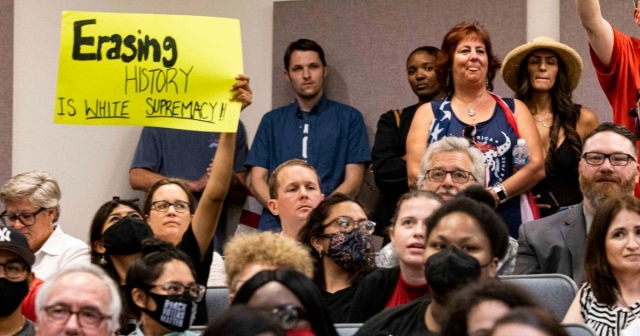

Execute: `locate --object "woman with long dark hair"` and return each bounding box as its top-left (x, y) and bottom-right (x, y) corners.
top-left (564, 195), bottom-right (640, 335)
top-left (502, 37), bottom-right (598, 217)
top-left (126, 239), bottom-right (205, 335)
top-left (298, 193), bottom-right (375, 323)
top-left (89, 197), bottom-right (153, 333)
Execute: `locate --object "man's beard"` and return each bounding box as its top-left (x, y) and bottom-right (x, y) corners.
top-left (580, 171), bottom-right (637, 209)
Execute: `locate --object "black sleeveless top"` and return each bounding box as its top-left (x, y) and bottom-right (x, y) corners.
top-left (532, 139), bottom-right (582, 217)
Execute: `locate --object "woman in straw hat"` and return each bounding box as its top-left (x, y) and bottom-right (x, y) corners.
top-left (502, 37), bottom-right (599, 218)
top-left (407, 22), bottom-right (545, 238)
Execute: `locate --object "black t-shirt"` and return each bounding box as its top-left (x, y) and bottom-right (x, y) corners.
top-left (348, 266), bottom-right (400, 323)
top-left (354, 297), bottom-right (439, 336)
top-left (177, 225), bottom-right (214, 326)
top-left (323, 286), bottom-right (358, 323)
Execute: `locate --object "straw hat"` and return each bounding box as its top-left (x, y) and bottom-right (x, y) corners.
top-left (501, 36), bottom-right (583, 92)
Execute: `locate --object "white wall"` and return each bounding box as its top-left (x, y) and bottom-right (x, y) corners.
top-left (13, 0), bottom-right (280, 241)
top-left (14, 1), bottom-right (559, 242)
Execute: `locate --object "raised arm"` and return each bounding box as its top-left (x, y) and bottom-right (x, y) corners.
top-left (406, 104), bottom-right (435, 188)
top-left (575, 0), bottom-right (615, 66)
top-left (494, 100), bottom-right (545, 204)
top-left (190, 74), bottom-right (250, 258)
top-left (191, 132), bottom-right (235, 258)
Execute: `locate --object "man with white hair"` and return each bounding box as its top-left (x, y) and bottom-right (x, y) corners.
top-left (36, 264), bottom-right (121, 336)
top-left (417, 136), bottom-right (486, 198)
top-left (378, 137), bottom-right (516, 274)
top-left (417, 137), bottom-right (516, 274)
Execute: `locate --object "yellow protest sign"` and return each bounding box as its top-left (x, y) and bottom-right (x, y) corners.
top-left (54, 11), bottom-right (243, 132)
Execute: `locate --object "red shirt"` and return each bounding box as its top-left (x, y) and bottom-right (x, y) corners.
top-left (21, 277), bottom-right (44, 322)
top-left (384, 273), bottom-right (429, 309)
top-left (590, 24), bottom-right (640, 197)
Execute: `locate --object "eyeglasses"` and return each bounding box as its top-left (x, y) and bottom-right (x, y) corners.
top-left (425, 169), bottom-right (475, 184)
top-left (150, 201), bottom-right (191, 213)
top-left (463, 124), bottom-right (477, 146)
top-left (271, 304), bottom-right (307, 330)
top-left (582, 152), bottom-right (636, 166)
top-left (43, 304), bottom-right (111, 329)
top-left (148, 281), bottom-right (206, 302)
top-left (0, 207), bottom-right (47, 227)
top-left (0, 260), bottom-right (28, 281)
top-left (323, 216), bottom-right (376, 235)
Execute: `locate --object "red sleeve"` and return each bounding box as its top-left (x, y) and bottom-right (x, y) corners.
top-left (21, 277), bottom-right (44, 322)
top-left (589, 23), bottom-right (640, 128)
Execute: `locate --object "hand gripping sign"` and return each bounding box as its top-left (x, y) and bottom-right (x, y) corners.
top-left (54, 11), bottom-right (244, 132)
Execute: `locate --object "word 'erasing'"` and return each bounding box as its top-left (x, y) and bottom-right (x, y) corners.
top-left (72, 19), bottom-right (178, 68)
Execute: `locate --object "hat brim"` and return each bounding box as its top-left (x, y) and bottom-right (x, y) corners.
top-left (0, 244), bottom-right (35, 266)
top-left (501, 37), bottom-right (583, 93)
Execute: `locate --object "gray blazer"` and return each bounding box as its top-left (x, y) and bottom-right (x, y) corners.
top-left (514, 204), bottom-right (586, 286)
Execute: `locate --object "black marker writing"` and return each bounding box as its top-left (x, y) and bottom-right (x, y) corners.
top-left (73, 19), bottom-right (177, 67)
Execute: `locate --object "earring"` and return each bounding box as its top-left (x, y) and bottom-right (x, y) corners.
top-left (316, 249), bottom-right (323, 258)
top-left (99, 254), bottom-right (107, 265)
top-left (446, 71), bottom-right (451, 89)
top-left (486, 77), bottom-right (490, 91)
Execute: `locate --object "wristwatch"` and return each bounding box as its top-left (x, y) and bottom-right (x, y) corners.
top-left (492, 182), bottom-right (508, 204)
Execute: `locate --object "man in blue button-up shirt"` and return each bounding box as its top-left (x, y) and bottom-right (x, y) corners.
top-left (246, 39), bottom-right (371, 231)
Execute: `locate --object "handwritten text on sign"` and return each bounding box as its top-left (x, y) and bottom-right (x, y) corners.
top-left (54, 11), bottom-right (243, 132)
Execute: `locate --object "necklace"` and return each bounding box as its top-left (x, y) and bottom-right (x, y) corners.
top-left (458, 92), bottom-right (486, 117)
top-left (535, 111), bottom-right (551, 127)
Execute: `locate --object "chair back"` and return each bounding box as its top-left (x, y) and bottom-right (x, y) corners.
top-left (335, 323), bottom-right (363, 336)
top-left (205, 286), bottom-right (231, 321)
top-left (563, 323), bottom-right (597, 336)
top-left (500, 274), bottom-right (578, 320)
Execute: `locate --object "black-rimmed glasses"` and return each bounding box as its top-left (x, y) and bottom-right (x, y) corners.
top-left (0, 207), bottom-right (47, 227)
top-left (0, 260), bottom-right (28, 281)
top-left (581, 152), bottom-right (636, 166)
top-left (271, 304), bottom-right (307, 330)
top-left (148, 281), bottom-right (206, 302)
top-left (150, 201), bottom-right (191, 213)
top-left (43, 304), bottom-right (111, 329)
top-left (425, 169), bottom-right (475, 184)
top-left (322, 216), bottom-right (376, 235)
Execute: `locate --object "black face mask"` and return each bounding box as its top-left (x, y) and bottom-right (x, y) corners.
top-left (424, 246), bottom-right (483, 302)
top-left (141, 291), bottom-right (197, 332)
top-left (103, 216), bottom-right (153, 255)
top-left (0, 278), bottom-right (29, 317)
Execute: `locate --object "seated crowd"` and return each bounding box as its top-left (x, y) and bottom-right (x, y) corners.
top-left (4, 3), bottom-right (640, 334)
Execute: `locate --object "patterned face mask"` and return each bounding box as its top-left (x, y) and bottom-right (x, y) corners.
top-left (321, 230), bottom-right (373, 271)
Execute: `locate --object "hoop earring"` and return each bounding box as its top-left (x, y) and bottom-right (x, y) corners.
top-left (99, 254), bottom-right (107, 266)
